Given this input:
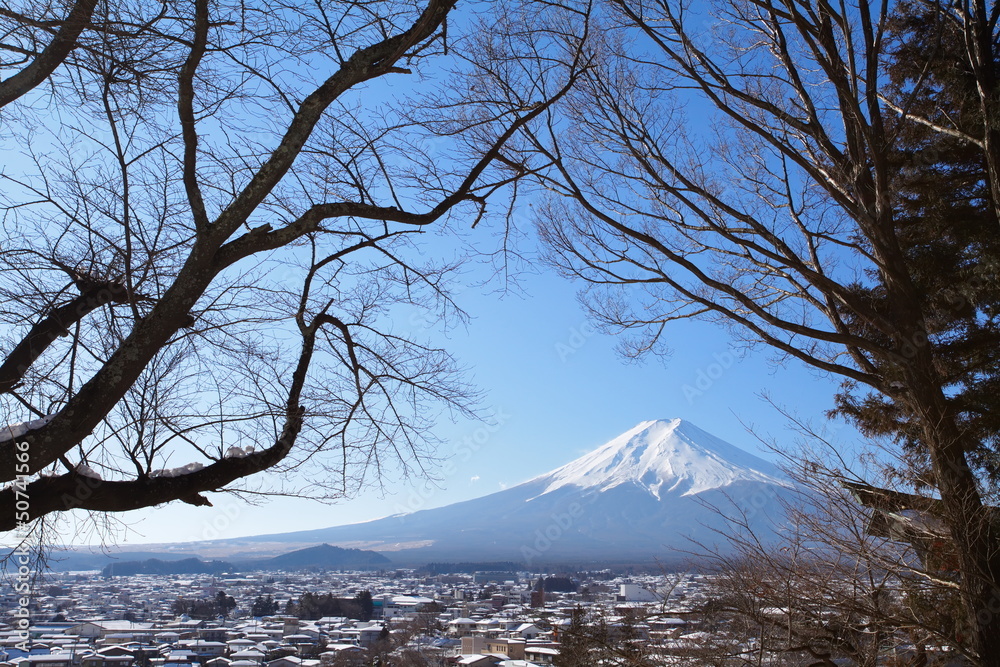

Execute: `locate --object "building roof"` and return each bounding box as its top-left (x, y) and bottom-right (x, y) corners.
top-left (319, 646), bottom-right (361, 654)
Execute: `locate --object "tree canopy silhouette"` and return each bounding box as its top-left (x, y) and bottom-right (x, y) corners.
top-left (506, 0), bottom-right (1000, 660)
top-left (0, 0), bottom-right (585, 533)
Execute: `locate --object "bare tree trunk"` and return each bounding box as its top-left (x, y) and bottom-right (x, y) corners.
top-left (508, 0), bottom-right (1000, 659)
top-left (923, 413), bottom-right (1000, 661)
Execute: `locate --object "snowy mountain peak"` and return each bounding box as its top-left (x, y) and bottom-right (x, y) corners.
top-left (531, 418), bottom-right (786, 499)
top-left (180, 418), bottom-right (796, 563)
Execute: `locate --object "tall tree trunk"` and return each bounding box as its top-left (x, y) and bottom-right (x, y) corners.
top-left (910, 370), bottom-right (1000, 664)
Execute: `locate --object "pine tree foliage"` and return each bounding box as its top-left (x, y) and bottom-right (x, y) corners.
top-left (495, 0), bottom-right (1000, 660)
top-left (833, 0), bottom-right (1000, 493)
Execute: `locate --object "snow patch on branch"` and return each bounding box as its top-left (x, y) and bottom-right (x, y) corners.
top-left (1, 413), bottom-right (58, 441)
top-left (74, 463), bottom-right (103, 480)
top-left (150, 462), bottom-right (205, 478)
top-left (225, 445), bottom-right (256, 458)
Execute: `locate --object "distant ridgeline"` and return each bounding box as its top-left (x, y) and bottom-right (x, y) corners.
top-left (261, 543), bottom-right (390, 570)
top-left (102, 557), bottom-right (232, 577)
top-left (102, 543), bottom-right (390, 576)
top-left (419, 562), bottom-right (524, 575)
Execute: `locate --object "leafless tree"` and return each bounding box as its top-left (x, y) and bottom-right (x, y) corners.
top-left (685, 417), bottom-right (969, 665)
top-left (0, 0), bottom-right (586, 535)
top-left (553, 605), bottom-right (663, 667)
top-left (504, 0), bottom-right (1000, 660)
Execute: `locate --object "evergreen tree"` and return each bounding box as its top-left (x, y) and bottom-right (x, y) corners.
top-left (251, 595), bottom-right (278, 617)
top-left (829, 4), bottom-right (1000, 648)
top-left (215, 591), bottom-right (237, 617)
top-left (833, 0), bottom-right (1000, 495)
top-left (354, 590), bottom-right (374, 622)
top-left (553, 607), bottom-right (594, 667)
top-left (518, 0), bottom-right (1000, 657)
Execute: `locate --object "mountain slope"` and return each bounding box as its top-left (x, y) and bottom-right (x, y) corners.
top-left (235, 419), bottom-right (795, 563)
top-left (247, 543), bottom-right (391, 569)
top-left (526, 419), bottom-right (784, 498)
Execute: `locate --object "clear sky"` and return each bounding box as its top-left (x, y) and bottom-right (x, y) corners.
top-left (37, 0), bottom-right (860, 548)
top-left (68, 230), bottom-right (856, 548)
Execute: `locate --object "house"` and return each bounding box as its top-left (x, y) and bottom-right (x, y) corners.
top-left (312, 619), bottom-right (348, 629)
top-left (355, 627), bottom-right (386, 649)
top-left (22, 627), bottom-right (74, 641)
top-left (381, 596), bottom-right (434, 621)
top-left (265, 656), bottom-right (319, 667)
top-left (287, 626), bottom-right (318, 641)
top-left (154, 633), bottom-right (181, 645)
top-left (227, 650), bottom-right (263, 665)
top-left (648, 617), bottom-right (687, 632)
top-left (618, 584), bottom-right (659, 603)
top-left (841, 480), bottom-right (981, 572)
top-left (447, 619), bottom-right (477, 637)
top-left (277, 637), bottom-right (311, 648)
top-left (317, 628), bottom-right (354, 646)
top-left (80, 655), bottom-right (135, 667)
top-left (24, 654), bottom-right (74, 667)
top-left (0, 649), bottom-right (30, 664)
top-left (167, 621), bottom-right (206, 637)
top-left (194, 631), bottom-right (227, 644)
top-left (66, 624), bottom-right (154, 642)
top-left (474, 620), bottom-right (503, 638)
top-left (264, 658), bottom-right (300, 667)
top-left (317, 646), bottom-right (363, 667)
top-left (162, 650), bottom-right (198, 665)
top-left (523, 646), bottom-right (558, 665)
top-left (453, 656), bottom-right (500, 667)
top-left (460, 638), bottom-right (486, 655)
top-left (223, 641), bottom-right (254, 652)
top-left (176, 642), bottom-right (226, 659)
top-left (63, 626), bottom-right (101, 642)
top-left (484, 639), bottom-right (524, 660)
top-left (547, 618), bottom-right (573, 641)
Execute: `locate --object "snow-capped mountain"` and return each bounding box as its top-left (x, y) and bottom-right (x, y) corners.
top-left (528, 419), bottom-right (785, 499)
top-left (210, 418), bottom-right (796, 564)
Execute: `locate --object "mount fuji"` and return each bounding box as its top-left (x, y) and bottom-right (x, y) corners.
top-left (209, 419), bottom-right (797, 564)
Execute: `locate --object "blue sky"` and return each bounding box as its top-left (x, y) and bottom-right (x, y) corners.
top-left (39, 0), bottom-right (862, 548)
top-left (76, 241), bottom-right (854, 547)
